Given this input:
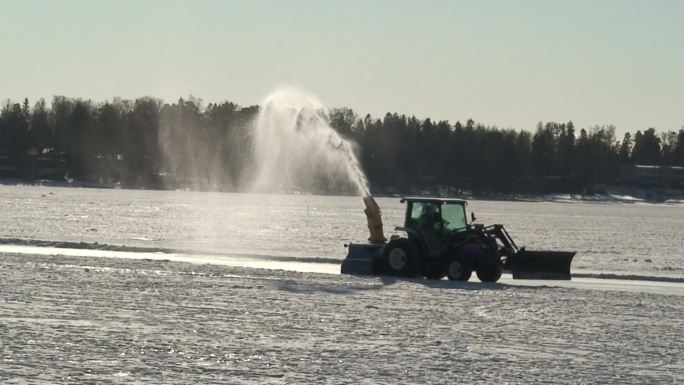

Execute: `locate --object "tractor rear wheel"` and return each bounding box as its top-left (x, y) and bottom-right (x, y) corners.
top-left (476, 264), bottom-right (503, 282)
top-left (381, 239), bottom-right (419, 277)
top-left (446, 257), bottom-right (472, 281)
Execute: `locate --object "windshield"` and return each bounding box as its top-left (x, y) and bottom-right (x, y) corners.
top-left (441, 203), bottom-right (467, 230)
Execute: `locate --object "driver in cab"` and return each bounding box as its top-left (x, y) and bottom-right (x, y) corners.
top-left (418, 203), bottom-right (443, 256)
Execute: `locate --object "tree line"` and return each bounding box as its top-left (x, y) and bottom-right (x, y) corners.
top-left (1, 96), bottom-right (683, 193)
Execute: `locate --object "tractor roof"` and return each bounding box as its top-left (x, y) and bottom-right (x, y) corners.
top-left (400, 197), bottom-right (467, 205)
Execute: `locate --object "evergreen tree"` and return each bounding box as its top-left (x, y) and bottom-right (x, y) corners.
top-left (632, 128), bottom-right (661, 165)
top-left (0, 101), bottom-right (29, 174)
top-left (673, 130), bottom-right (684, 167)
top-left (557, 121), bottom-right (576, 177)
top-left (659, 131), bottom-right (678, 166)
top-left (619, 132), bottom-right (632, 164)
top-left (531, 122), bottom-right (555, 177)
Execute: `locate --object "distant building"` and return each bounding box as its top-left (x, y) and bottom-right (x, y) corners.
top-left (618, 165), bottom-right (684, 188)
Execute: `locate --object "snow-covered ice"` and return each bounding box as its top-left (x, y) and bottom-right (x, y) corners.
top-left (1, 254), bottom-right (682, 384)
top-left (0, 185), bottom-right (683, 383)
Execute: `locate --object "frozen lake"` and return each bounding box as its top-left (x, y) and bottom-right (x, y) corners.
top-left (2, 184), bottom-right (683, 383)
top-left (1, 184), bottom-right (683, 279)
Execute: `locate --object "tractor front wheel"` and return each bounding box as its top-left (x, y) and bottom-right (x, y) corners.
top-left (446, 257), bottom-right (472, 281)
top-left (476, 264), bottom-right (503, 282)
top-left (381, 239), bottom-right (419, 277)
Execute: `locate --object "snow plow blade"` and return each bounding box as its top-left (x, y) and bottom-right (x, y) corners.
top-left (340, 243), bottom-right (384, 275)
top-left (508, 250), bottom-right (575, 280)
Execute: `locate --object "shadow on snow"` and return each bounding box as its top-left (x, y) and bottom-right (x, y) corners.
top-left (276, 274), bottom-right (552, 295)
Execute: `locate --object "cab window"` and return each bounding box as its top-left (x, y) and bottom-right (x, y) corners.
top-left (407, 202), bottom-right (441, 229)
top-left (442, 203), bottom-right (466, 230)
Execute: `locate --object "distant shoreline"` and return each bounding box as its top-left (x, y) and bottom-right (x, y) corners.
top-left (2, 177), bottom-right (683, 204)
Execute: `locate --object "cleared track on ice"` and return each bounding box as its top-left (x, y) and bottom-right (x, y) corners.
top-left (1, 243), bottom-right (682, 296)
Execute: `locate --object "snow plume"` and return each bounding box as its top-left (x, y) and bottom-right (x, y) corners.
top-left (246, 87), bottom-right (370, 196)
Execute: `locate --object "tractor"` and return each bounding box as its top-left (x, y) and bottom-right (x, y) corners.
top-left (341, 196), bottom-right (575, 282)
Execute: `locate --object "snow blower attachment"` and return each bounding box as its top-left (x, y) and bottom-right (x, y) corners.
top-left (341, 196), bottom-right (575, 282)
top-left (340, 196), bottom-right (386, 275)
top-left (363, 196), bottom-right (387, 244)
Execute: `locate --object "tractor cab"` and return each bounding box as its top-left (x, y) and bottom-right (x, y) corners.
top-left (401, 197), bottom-right (468, 234)
top-left (400, 197), bottom-right (468, 257)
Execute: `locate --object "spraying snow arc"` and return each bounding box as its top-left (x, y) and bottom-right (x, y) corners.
top-left (249, 87), bottom-right (370, 196)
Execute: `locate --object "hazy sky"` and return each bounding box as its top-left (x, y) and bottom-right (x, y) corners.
top-left (1, 0), bottom-right (682, 135)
